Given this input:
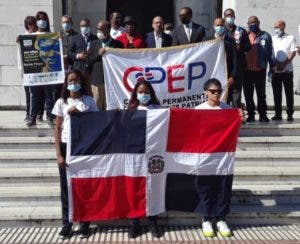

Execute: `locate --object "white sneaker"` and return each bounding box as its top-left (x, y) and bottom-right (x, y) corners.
top-left (202, 221), bottom-right (215, 237)
top-left (216, 220), bottom-right (232, 237)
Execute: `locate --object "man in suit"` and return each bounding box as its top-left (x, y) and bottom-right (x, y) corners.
top-left (172, 7), bottom-right (206, 46)
top-left (145, 16), bottom-right (172, 48)
top-left (87, 20), bottom-right (124, 110)
top-left (67, 18), bottom-right (97, 95)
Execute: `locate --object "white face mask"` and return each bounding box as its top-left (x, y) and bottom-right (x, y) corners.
top-left (164, 30), bottom-right (173, 36)
top-left (97, 31), bottom-right (105, 40)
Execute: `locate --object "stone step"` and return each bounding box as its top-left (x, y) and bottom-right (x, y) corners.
top-left (0, 135), bottom-right (300, 151)
top-left (234, 167), bottom-right (300, 184)
top-left (0, 137), bottom-right (54, 150)
top-left (240, 121), bottom-right (300, 136)
top-left (237, 136), bottom-right (300, 151)
top-left (1, 184), bottom-right (299, 208)
top-left (1, 151), bottom-right (299, 168)
top-left (0, 205), bottom-right (299, 226)
top-left (0, 166), bottom-right (300, 188)
top-left (0, 126), bottom-right (53, 137)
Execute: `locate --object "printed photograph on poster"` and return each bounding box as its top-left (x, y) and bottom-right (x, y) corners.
top-left (19, 33), bottom-right (65, 86)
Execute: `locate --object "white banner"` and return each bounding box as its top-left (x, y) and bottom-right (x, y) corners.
top-left (103, 40), bottom-right (227, 109)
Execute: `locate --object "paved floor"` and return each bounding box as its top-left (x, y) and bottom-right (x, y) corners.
top-left (1, 224), bottom-right (300, 243)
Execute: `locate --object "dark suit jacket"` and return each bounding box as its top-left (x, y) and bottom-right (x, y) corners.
top-left (87, 37), bottom-right (124, 85)
top-left (145, 32), bottom-right (172, 48)
top-left (172, 22), bottom-right (206, 46)
top-left (67, 33), bottom-right (97, 74)
top-left (60, 29), bottom-right (78, 67)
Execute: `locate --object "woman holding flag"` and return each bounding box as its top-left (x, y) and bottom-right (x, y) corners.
top-left (52, 70), bottom-right (97, 239)
top-left (127, 80), bottom-right (163, 238)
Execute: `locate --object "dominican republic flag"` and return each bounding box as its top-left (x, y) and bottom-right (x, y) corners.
top-left (67, 109), bottom-right (241, 222)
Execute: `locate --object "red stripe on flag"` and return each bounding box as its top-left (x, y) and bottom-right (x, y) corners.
top-left (167, 109), bottom-right (241, 153)
top-left (72, 176), bottom-right (146, 221)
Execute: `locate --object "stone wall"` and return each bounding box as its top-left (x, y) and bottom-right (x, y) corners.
top-left (0, 0), bottom-right (62, 107)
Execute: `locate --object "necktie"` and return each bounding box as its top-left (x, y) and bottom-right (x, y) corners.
top-left (185, 24), bottom-right (191, 42)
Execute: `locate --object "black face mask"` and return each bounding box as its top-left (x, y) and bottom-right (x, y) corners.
top-left (180, 16), bottom-right (190, 25)
top-left (115, 17), bottom-right (122, 26)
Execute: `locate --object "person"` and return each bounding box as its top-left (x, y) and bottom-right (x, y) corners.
top-left (271, 20), bottom-right (297, 121)
top-left (87, 20), bottom-right (124, 110)
top-left (195, 78), bottom-right (243, 238)
top-left (164, 22), bottom-right (174, 37)
top-left (213, 18), bottom-right (236, 101)
top-left (27, 11), bottom-right (55, 126)
top-left (244, 16), bottom-right (275, 123)
top-left (67, 18), bottom-right (97, 95)
top-left (17, 16), bottom-right (38, 122)
top-left (145, 16), bottom-right (172, 48)
top-left (52, 69), bottom-right (98, 239)
top-left (224, 8), bottom-right (251, 108)
top-left (126, 80), bottom-right (162, 239)
top-left (57, 15), bottom-right (78, 101)
top-left (60, 15), bottom-right (78, 71)
top-left (172, 7), bottom-right (206, 46)
top-left (109, 12), bottom-right (125, 39)
top-left (116, 16), bottom-right (145, 48)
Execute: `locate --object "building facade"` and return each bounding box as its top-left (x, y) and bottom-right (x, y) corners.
top-left (0, 0), bottom-right (299, 107)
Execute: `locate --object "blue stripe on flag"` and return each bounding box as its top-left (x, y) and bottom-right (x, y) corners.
top-left (70, 110), bottom-right (147, 155)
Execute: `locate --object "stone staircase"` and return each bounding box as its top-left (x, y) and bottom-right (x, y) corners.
top-left (0, 111), bottom-right (300, 226)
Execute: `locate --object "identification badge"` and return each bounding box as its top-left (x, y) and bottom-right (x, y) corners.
top-left (261, 39), bottom-right (266, 46)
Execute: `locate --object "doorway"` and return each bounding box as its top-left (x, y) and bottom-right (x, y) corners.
top-left (106, 0), bottom-right (174, 35)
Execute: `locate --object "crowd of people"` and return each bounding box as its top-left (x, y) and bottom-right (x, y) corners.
top-left (17, 5), bottom-right (299, 240)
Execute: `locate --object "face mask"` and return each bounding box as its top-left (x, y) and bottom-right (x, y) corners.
top-left (274, 28), bottom-right (283, 37)
top-left (97, 31), bottom-right (105, 40)
top-left (62, 23), bottom-right (71, 32)
top-left (225, 17), bottom-right (235, 25)
top-left (137, 93), bottom-right (151, 105)
top-left (214, 26), bottom-right (225, 36)
top-left (67, 83), bottom-right (81, 92)
top-left (180, 16), bottom-right (190, 25)
top-left (80, 26), bottom-right (90, 35)
top-left (249, 24), bottom-right (259, 34)
top-left (37, 20), bottom-right (47, 29)
top-left (164, 30), bottom-right (173, 36)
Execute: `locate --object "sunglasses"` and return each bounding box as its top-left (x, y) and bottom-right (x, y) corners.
top-left (207, 89), bottom-right (223, 95)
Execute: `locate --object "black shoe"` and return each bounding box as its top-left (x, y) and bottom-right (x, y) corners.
top-left (246, 116), bottom-right (255, 123)
top-left (79, 222), bottom-right (90, 239)
top-left (47, 117), bottom-right (55, 126)
top-left (287, 115), bottom-right (294, 121)
top-left (37, 115), bottom-right (43, 122)
top-left (59, 224), bottom-right (73, 239)
top-left (150, 222), bottom-right (163, 238)
top-left (271, 115), bottom-right (282, 121)
top-left (128, 222), bottom-right (141, 239)
top-left (26, 118), bottom-right (36, 126)
top-left (259, 116), bottom-right (270, 122)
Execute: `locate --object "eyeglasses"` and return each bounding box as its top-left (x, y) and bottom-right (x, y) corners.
top-left (207, 89), bottom-right (222, 95)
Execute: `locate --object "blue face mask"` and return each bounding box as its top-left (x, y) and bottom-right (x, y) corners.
top-left (249, 24), bottom-right (259, 34)
top-left (67, 84), bottom-right (81, 92)
top-left (137, 93), bottom-right (151, 105)
top-left (62, 23), bottom-right (72, 32)
top-left (80, 26), bottom-right (90, 35)
top-left (37, 20), bottom-right (47, 29)
top-left (214, 25), bottom-right (225, 36)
